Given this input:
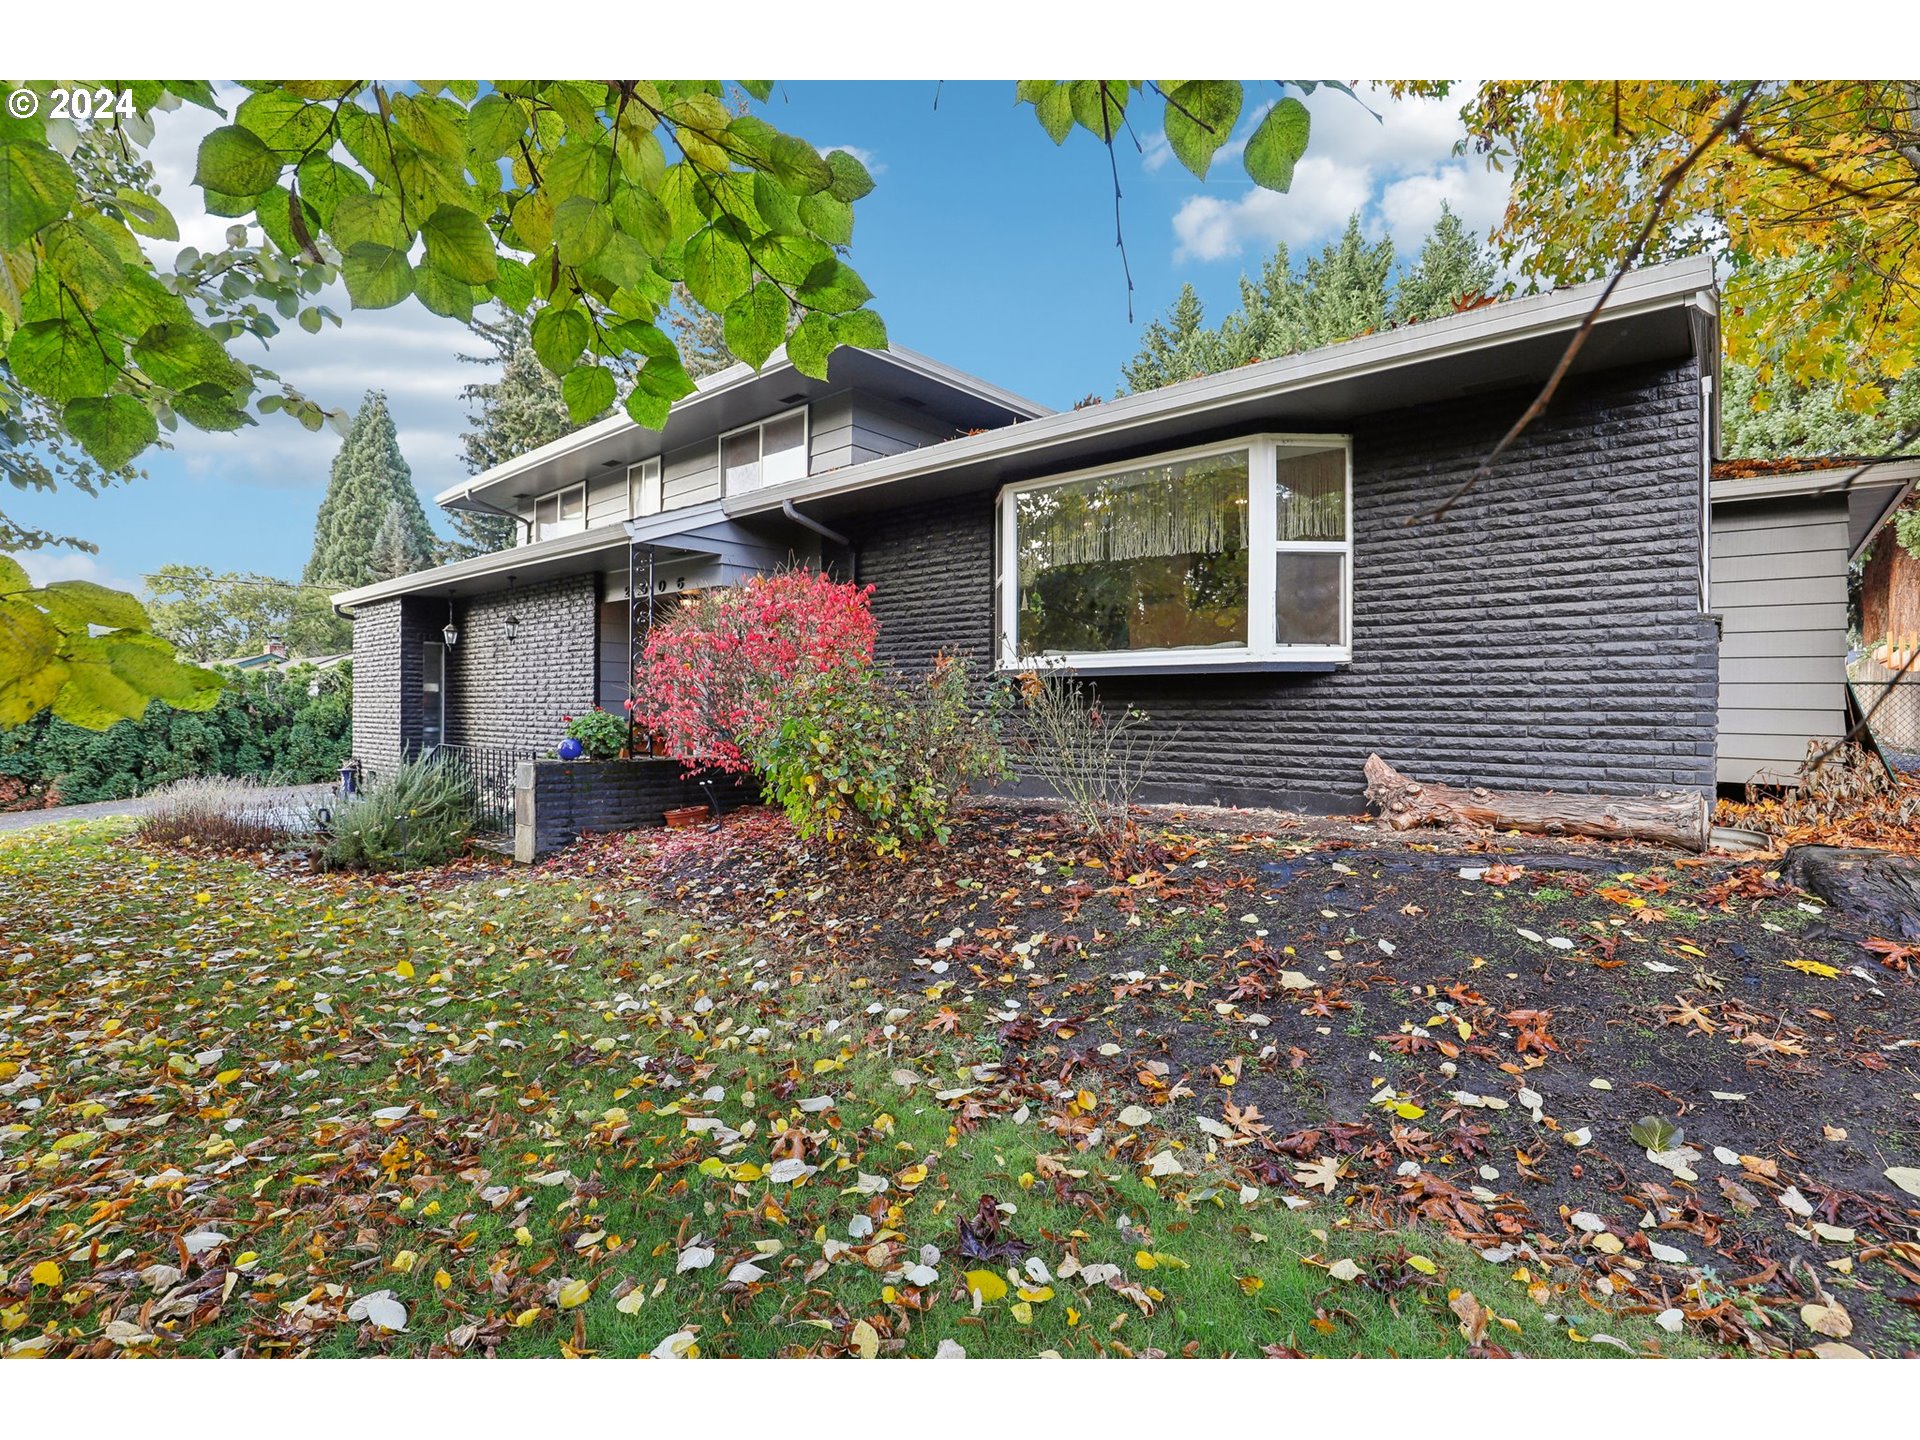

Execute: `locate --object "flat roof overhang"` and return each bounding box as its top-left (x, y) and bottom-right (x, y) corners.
top-left (729, 258), bottom-right (1719, 524)
top-left (330, 502), bottom-right (814, 610)
top-left (435, 344), bottom-right (1049, 514)
top-left (1711, 459), bottom-right (1920, 561)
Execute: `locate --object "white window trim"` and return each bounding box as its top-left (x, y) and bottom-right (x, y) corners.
top-left (531, 481), bottom-right (587, 542)
top-left (719, 404), bottom-right (810, 497)
top-left (628, 457), bottom-right (663, 518)
top-left (996, 432), bottom-right (1353, 672)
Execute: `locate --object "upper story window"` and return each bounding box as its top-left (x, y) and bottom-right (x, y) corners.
top-left (532, 482), bottom-right (586, 542)
top-left (629, 457), bottom-right (662, 518)
top-left (997, 435), bottom-right (1352, 670)
top-left (720, 406), bottom-right (808, 496)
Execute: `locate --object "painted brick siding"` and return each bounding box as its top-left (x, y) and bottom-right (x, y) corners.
top-left (446, 575), bottom-right (599, 754)
top-left (855, 360), bottom-right (1718, 811)
top-left (519, 759), bottom-right (750, 857)
top-left (349, 598), bottom-right (429, 777)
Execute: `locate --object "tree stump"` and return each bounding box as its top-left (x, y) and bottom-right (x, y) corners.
top-left (1362, 754), bottom-right (1709, 853)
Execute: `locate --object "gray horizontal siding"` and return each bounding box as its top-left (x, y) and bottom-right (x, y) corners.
top-left (586, 470), bottom-right (627, 527)
top-left (1710, 494), bottom-right (1848, 786)
top-left (662, 439), bottom-right (719, 508)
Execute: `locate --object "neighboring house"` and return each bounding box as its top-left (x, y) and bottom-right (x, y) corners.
top-left (333, 256), bottom-right (1885, 810)
top-left (1708, 458), bottom-right (1918, 784)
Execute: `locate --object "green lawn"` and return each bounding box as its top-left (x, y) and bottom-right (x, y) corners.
top-left (0, 824), bottom-right (1713, 1358)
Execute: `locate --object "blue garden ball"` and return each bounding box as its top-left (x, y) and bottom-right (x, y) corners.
top-left (557, 737), bottom-right (584, 760)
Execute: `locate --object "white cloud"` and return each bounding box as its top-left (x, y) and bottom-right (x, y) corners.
top-left (17, 549), bottom-right (140, 597)
top-left (1166, 83), bottom-right (1510, 266)
top-left (138, 87), bottom-right (487, 512)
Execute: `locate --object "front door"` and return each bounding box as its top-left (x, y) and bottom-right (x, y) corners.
top-left (420, 641), bottom-right (445, 751)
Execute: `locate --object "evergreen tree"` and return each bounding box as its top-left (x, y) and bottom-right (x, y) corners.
top-left (1722, 363), bottom-right (1920, 459)
top-left (1119, 284), bottom-right (1225, 394)
top-left (304, 392), bottom-right (435, 589)
top-left (453, 311), bottom-right (579, 557)
top-left (369, 499), bottom-right (427, 580)
top-left (1391, 203), bottom-right (1498, 325)
top-left (1217, 245), bottom-right (1307, 368)
top-left (1118, 210), bottom-right (1498, 394)
top-left (1297, 216), bottom-right (1395, 349)
top-left (666, 283), bottom-right (738, 381)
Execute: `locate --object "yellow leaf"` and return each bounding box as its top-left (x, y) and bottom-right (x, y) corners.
top-left (1407, 1255), bottom-right (1439, 1275)
top-left (390, 1249), bottom-right (417, 1273)
top-left (1238, 1275), bottom-right (1264, 1295)
top-left (850, 1318), bottom-right (879, 1358)
top-left (395, 959), bottom-right (415, 980)
top-left (31, 1261), bottom-right (62, 1288)
top-left (1134, 1250), bottom-right (1157, 1269)
top-left (1010, 1301), bottom-right (1033, 1325)
top-left (512, 1306), bottom-right (541, 1327)
top-left (558, 1278), bottom-right (591, 1309)
top-left (215, 1069), bottom-right (242, 1086)
top-left (1017, 1285), bottom-right (1054, 1303)
top-left (434, 1269), bottom-right (452, 1291)
top-left (965, 1269), bottom-right (1008, 1302)
top-left (1784, 958), bottom-right (1840, 979)
top-left (616, 1288), bottom-right (646, 1315)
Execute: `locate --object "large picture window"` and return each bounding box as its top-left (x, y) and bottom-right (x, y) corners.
top-left (998, 435), bottom-right (1351, 669)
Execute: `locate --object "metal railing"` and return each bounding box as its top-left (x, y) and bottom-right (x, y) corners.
top-left (428, 743), bottom-right (527, 837)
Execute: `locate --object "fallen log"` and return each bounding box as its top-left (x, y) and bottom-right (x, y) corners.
top-left (1362, 754), bottom-right (1709, 853)
top-left (1779, 845), bottom-right (1920, 937)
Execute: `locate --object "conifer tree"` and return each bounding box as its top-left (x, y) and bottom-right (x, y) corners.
top-left (452, 312), bottom-right (578, 556)
top-left (303, 392), bottom-right (436, 589)
top-left (1391, 203), bottom-right (1497, 324)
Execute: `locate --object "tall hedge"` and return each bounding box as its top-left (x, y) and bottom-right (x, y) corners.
top-left (0, 662), bottom-right (352, 810)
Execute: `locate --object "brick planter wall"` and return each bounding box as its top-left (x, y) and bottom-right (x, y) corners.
top-left (514, 757), bottom-right (751, 861)
top-left (852, 360), bottom-right (1718, 812)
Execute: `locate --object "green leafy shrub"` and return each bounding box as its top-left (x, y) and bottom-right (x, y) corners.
top-left (321, 757), bottom-right (475, 872)
top-left (134, 776), bottom-right (308, 851)
top-left (562, 707), bottom-right (628, 760)
top-left (0, 661), bottom-right (352, 810)
top-left (750, 654), bottom-right (1006, 855)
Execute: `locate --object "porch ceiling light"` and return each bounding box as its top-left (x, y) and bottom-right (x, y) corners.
top-left (443, 598), bottom-right (459, 649)
top-left (505, 614), bottom-right (521, 642)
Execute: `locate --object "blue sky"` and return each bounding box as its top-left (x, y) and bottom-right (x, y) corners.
top-left (14, 81), bottom-right (1508, 597)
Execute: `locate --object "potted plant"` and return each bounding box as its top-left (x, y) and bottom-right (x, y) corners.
top-left (561, 708), bottom-right (628, 762)
top-left (664, 804), bottom-right (708, 829)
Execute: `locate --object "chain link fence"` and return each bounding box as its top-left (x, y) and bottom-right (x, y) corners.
top-left (1848, 652), bottom-right (1920, 770)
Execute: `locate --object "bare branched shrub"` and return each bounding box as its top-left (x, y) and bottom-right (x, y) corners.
top-left (1001, 669), bottom-right (1167, 855)
top-left (134, 777), bottom-right (305, 851)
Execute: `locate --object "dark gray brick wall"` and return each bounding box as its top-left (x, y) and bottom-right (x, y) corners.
top-left (349, 599), bottom-right (429, 777)
top-left (445, 575), bottom-right (600, 754)
top-left (520, 758), bottom-right (750, 857)
top-left (854, 359), bottom-right (1718, 812)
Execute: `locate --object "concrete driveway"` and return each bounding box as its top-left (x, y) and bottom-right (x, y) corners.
top-left (0, 784), bottom-right (334, 835)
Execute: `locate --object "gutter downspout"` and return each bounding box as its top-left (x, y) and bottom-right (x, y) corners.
top-left (452, 481), bottom-right (535, 544)
top-left (782, 498), bottom-right (857, 584)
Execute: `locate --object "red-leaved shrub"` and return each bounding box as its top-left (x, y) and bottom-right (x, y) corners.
top-left (635, 569), bottom-right (878, 772)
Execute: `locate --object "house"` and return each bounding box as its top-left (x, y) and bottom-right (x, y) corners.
top-left (1708, 457), bottom-right (1919, 784)
top-left (334, 255), bottom-right (1869, 818)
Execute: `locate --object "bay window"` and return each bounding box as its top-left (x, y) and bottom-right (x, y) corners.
top-left (997, 435), bottom-right (1351, 669)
